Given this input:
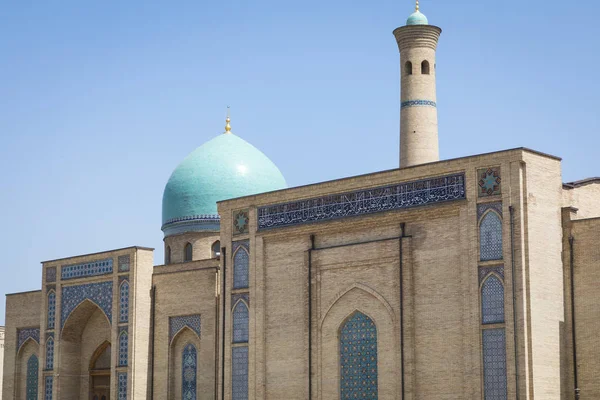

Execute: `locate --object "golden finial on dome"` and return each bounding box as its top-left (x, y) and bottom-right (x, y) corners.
top-left (415, 0), bottom-right (420, 12)
top-left (224, 106), bottom-right (232, 134)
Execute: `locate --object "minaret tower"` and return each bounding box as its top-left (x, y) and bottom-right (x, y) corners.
top-left (394, 1), bottom-right (442, 168)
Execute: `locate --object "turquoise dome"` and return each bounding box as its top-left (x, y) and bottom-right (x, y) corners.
top-left (162, 131), bottom-right (287, 236)
top-left (406, 10), bottom-right (428, 25)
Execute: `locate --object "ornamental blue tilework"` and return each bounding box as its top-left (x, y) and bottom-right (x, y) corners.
top-left (479, 266), bottom-right (504, 285)
top-left (232, 293), bottom-right (250, 309)
top-left (118, 372), bottom-right (127, 400)
top-left (26, 355), bottom-right (38, 400)
top-left (46, 267), bottom-right (56, 283)
top-left (18, 328), bottom-right (40, 351)
top-left (119, 280), bottom-right (129, 323)
top-left (182, 344), bottom-right (197, 400)
top-left (233, 245), bottom-right (249, 290)
top-left (47, 291), bottom-right (56, 330)
top-left (477, 202), bottom-right (503, 220)
top-left (258, 173), bottom-right (465, 230)
top-left (482, 329), bottom-right (508, 400)
top-left (169, 315), bottom-right (201, 343)
top-left (340, 312), bottom-right (378, 400)
top-left (478, 167), bottom-right (502, 197)
top-left (45, 376), bottom-right (53, 400)
top-left (61, 281), bottom-right (113, 328)
top-left (233, 209), bottom-right (250, 235)
top-left (233, 301), bottom-right (249, 343)
top-left (61, 258), bottom-right (113, 280)
top-left (45, 337), bottom-right (54, 370)
top-left (118, 255), bottom-right (130, 272)
top-left (482, 275), bottom-right (505, 325)
top-left (480, 211), bottom-right (503, 261)
top-left (401, 99), bottom-right (437, 108)
top-left (232, 346), bottom-right (249, 400)
top-left (119, 328), bottom-right (128, 366)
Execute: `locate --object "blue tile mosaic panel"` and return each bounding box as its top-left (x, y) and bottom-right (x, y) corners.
top-left (232, 301), bottom-right (249, 343)
top-left (118, 255), bottom-right (130, 272)
top-left (47, 291), bottom-right (56, 330)
top-left (45, 337), bottom-right (54, 370)
top-left (119, 280), bottom-right (129, 323)
top-left (26, 355), bottom-right (38, 400)
top-left (482, 329), bottom-right (507, 400)
top-left (182, 344), bottom-right (197, 400)
top-left (119, 329), bottom-right (128, 366)
top-left (169, 315), bottom-right (201, 343)
top-left (478, 167), bottom-right (502, 197)
top-left (232, 346), bottom-right (249, 400)
top-left (61, 258), bottom-right (113, 280)
top-left (18, 328), bottom-right (40, 351)
top-left (479, 266), bottom-right (504, 285)
top-left (233, 209), bottom-right (250, 235)
top-left (232, 293), bottom-right (250, 309)
top-left (45, 376), bottom-right (53, 400)
top-left (477, 202), bottom-right (503, 220)
top-left (46, 267), bottom-right (56, 283)
top-left (481, 275), bottom-right (505, 324)
top-left (258, 173), bottom-right (466, 230)
top-left (233, 244), bottom-right (249, 289)
top-left (61, 281), bottom-right (113, 328)
top-left (401, 99), bottom-right (437, 108)
top-left (480, 212), bottom-right (503, 261)
top-left (118, 372), bottom-right (127, 400)
top-left (340, 312), bottom-right (378, 400)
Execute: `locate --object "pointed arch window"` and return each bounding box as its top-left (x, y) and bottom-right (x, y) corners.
top-left (45, 337), bottom-right (54, 370)
top-left (480, 211), bottom-right (503, 261)
top-left (233, 301), bottom-right (249, 343)
top-left (165, 246), bottom-right (171, 265)
top-left (118, 331), bottom-right (128, 366)
top-left (481, 275), bottom-right (505, 324)
top-left (119, 280), bottom-right (129, 323)
top-left (182, 344), bottom-right (197, 400)
top-left (26, 354), bottom-right (39, 400)
top-left (233, 247), bottom-right (249, 289)
top-left (47, 290), bottom-right (56, 330)
top-left (184, 243), bottom-right (193, 262)
top-left (340, 312), bottom-right (378, 399)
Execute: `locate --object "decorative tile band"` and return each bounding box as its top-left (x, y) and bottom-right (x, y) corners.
top-left (258, 173), bottom-right (466, 230)
top-left (61, 258), bottom-right (113, 280)
top-left (17, 328), bottom-right (40, 351)
top-left (61, 281), bottom-right (113, 328)
top-left (401, 99), bottom-right (436, 108)
top-left (162, 214), bottom-right (220, 227)
top-left (169, 314), bottom-right (201, 343)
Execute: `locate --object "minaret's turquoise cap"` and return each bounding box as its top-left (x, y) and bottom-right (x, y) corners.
top-left (406, 0), bottom-right (429, 25)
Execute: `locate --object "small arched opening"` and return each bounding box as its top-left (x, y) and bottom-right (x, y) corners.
top-left (165, 245), bottom-right (172, 265)
top-left (405, 61), bottom-right (413, 75)
top-left (184, 243), bottom-right (193, 262)
top-left (421, 60), bottom-right (430, 75)
top-left (212, 240), bottom-right (221, 258)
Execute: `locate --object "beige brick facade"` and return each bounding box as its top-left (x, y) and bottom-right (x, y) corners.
top-left (0, 326), bottom-right (4, 399)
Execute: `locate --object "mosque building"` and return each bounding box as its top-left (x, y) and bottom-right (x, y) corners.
top-left (2, 3), bottom-right (600, 400)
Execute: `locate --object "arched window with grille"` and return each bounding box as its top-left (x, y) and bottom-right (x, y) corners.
top-left (26, 354), bottom-right (39, 400)
top-left (340, 312), bottom-right (378, 399)
top-left (119, 280), bottom-right (129, 323)
top-left (233, 247), bottom-right (249, 289)
top-left (47, 290), bottom-right (56, 330)
top-left (45, 337), bottom-right (54, 370)
top-left (184, 243), bottom-right (193, 262)
top-left (480, 211), bottom-right (503, 261)
top-left (481, 274), bottom-right (504, 324)
top-left (182, 343), bottom-right (197, 400)
top-left (233, 301), bottom-right (249, 343)
top-left (118, 331), bottom-right (128, 366)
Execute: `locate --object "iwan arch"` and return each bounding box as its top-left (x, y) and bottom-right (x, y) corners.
top-left (3, 3), bottom-right (600, 400)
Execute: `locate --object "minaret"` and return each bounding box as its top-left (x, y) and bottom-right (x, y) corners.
top-left (394, 1), bottom-right (442, 168)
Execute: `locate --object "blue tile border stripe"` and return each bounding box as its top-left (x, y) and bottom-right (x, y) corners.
top-left (401, 99), bottom-right (436, 108)
top-left (61, 258), bottom-right (113, 280)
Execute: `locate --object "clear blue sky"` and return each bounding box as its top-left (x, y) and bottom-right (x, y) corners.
top-left (1, 0), bottom-right (598, 324)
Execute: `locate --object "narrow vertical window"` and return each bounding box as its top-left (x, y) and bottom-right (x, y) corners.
top-left (119, 331), bottom-right (128, 366)
top-left (184, 243), bottom-right (193, 262)
top-left (45, 337), bottom-right (54, 370)
top-left (481, 275), bottom-right (505, 324)
top-left (482, 329), bottom-right (508, 399)
top-left (340, 312), bottom-right (378, 399)
top-left (405, 61), bottom-right (413, 75)
top-left (26, 355), bottom-right (39, 400)
top-left (212, 240), bottom-right (221, 258)
top-left (232, 347), bottom-right (249, 400)
top-left (45, 376), bottom-right (53, 400)
top-left (182, 344), bottom-right (197, 400)
top-left (421, 60), bottom-right (430, 74)
top-left (233, 301), bottom-right (249, 343)
top-left (233, 247), bottom-right (249, 289)
top-left (47, 291), bottom-right (56, 330)
top-left (480, 211), bottom-right (503, 261)
top-left (118, 372), bottom-right (127, 400)
top-left (165, 246), bottom-right (171, 265)
top-left (119, 281), bottom-right (129, 323)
